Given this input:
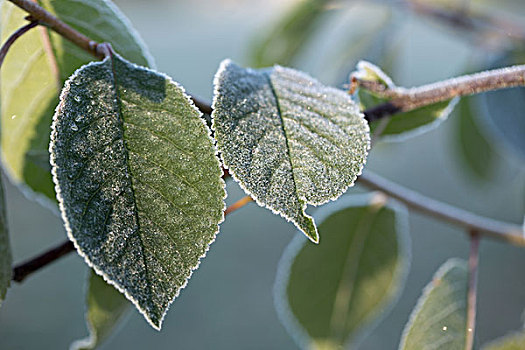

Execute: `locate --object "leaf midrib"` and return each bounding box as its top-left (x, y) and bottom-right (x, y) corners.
top-left (328, 206), bottom-right (378, 344)
top-left (107, 54), bottom-right (156, 320)
top-left (264, 73), bottom-right (303, 205)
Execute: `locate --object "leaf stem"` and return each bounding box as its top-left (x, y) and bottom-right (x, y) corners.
top-left (465, 230), bottom-right (480, 350)
top-left (361, 64), bottom-right (525, 122)
top-left (0, 17), bottom-right (39, 69)
top-left (358, 171), bottom-right (525, 245)
top-left (11, 196), bottom-right (253, 283)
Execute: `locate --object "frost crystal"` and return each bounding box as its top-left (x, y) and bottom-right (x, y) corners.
top-left (212, 60), bottom-right (370, 242)
top-left (50, 53), bottom-right (225, 329)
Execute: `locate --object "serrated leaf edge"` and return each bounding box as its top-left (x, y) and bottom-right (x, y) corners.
top-left (50, 55), bottom-right (227, 330)
top-left (0, 0), bottom-right (156, 213)
top-left (273, 192), bottom-right (411, 349)
top-left (211, 59), bottom-right (370, 244)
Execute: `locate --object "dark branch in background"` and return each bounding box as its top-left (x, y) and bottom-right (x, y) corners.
top-left (405, 0), bottom-right (525, 47)
top-left (358, 171), bottom-right (525, 245)
top-left (11, 196), bottom-right (253, 283)
top-left (12, 241), bottom-right (74, 282)
top-left (465, 231), bottom-right (480, 350)
top-left (0, 17), bottom-right (38, 69)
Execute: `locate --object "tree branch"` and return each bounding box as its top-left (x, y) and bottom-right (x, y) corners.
top-left (8, 0), bottom-right (106, 58)
top-left (11, 195), bottom-right (253, 283)
top-left (0, 18), bottom-right (38, 69)
top-left (12, 240), bottom-right (74, 282)
top-left (465, 230), bottom-right (480, 350)
top-left (361, 64), bottom-right (525, 121)
top-left (358, 171), bottom-right (525, 245)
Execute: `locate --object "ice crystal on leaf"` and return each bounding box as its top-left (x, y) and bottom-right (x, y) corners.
top-left (212, 60), bottom-right (370, 242)
top-left (50, 53), bottom-right (226, 329)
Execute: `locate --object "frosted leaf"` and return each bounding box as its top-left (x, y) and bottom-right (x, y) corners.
top-left (0, 177), bottom-right (11, 308)
top-left (71, 272), bottom-right (129, 350)
top-left (353, 60), bottom-right (457, 140)
top-left (274, 193), bottom-right (410, 349)
top-left (399, 259), bottom-right (468, 350)
top-left (50, 53), bottom-right (226, 329)
top-left (212, 60), bottom-right (370, 243)
top-left (0, 0), bottom-right (154, 203)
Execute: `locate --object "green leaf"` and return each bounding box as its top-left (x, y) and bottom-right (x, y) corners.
top-left (0, 176), bottom-right (11, 308)
top-left (353, 61), bottom-right (457, 139)
top-left (483, 331), bottom-right (525, 350)
top-left (478, 53), bottom-right (525, 162)
top-left (0, 0), bottom-right (153, 202)
top-left (274, 193), bottom-right (410, 349)
top-left (212, 60), bottom-right (370, 243)
top-left (71, 272), bottom-right (129, 350)
top-left (454, 97), bottom-right (497, 180)
top-left (399, 259), bottom-right (468, 350)
top-left (250, 0), bottom-right (332, 67)
top-left (50, 53), bottom-right (226, 329)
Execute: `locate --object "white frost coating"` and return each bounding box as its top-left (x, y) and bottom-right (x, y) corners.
top-left (352, 60), bottom-right (460, 142)
top-left (212, 59), bottom-right (370, 243)
top-left (273, 193), bottom-right (411, 349)
top-left (50, 54), bottom-right (226, 330)
top-left (398, 258), bottom-right (468, 350)
top-left (353, 60), bottom-right (395, 88)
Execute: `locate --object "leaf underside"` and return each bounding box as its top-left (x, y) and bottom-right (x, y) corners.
top-left (50, 53), bottom-right (225, 329)
top-left (399, 259), bottom-right (468, 350)
top-left (212, 60), bottom-right (370, 243)
top-left (275, 194), bottom-right (410, 349)
top-left (0, 0), bottom-right (152, 201)
top-left (0, 176), bottom-right (11, 308)
top-left (71, 272), bottom-right (129, 350)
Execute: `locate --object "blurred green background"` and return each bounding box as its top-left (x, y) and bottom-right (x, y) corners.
top-left (1, 0), bottom-right (524, 348)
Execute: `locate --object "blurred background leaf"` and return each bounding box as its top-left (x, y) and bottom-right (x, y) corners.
top-left (399, 259), bottom-right (468, 350)
top-left (0, 0), bottom-right (153, 203)
top-left (275, 194), bottom-right (410, 349)
top-left (250, 0), bottom-right (333, 67)
top-left (71, 272), bottom-right (129, 350)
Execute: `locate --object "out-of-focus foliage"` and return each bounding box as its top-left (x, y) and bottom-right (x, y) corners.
top-left (275, 194), bottom-right (410, 349)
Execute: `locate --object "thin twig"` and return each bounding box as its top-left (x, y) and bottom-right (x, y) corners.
top-left (11, 195), bottom-right (253, 283)
top-left (12, 240), bottom-right (74, 282)
top-left (8, 0), bottom-right (105, 58)
top-left (361, 64), bottom-right (525, 121)
top-left (465, 230), bottom-right (480, 350)
top-left (225, 196), bottom-right (253, 215)
top-left (405, 0), bottom-right (525, 45)
top-left (358, 170), bottom-right (525, 245)
top-left (0, 18), bottom-right (38, 69)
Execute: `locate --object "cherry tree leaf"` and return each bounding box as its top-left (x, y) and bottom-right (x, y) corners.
top-left (274, 193), bottom-right (410, 349)
top-left (353, 61), bottom-right (458, 140)
top-left (0, 0), bottom-right (153, 203)
top-left (212, 60), bottom-right (370, 243)
top-left (50, 53), bottom-right (226, 329)
top-left (0, 176), bottom-right (11, 308)
top-left (71, 272), bottom-right (129, 350)
top-left (399, 259), bottom-right (468, 350)
top-left (250, 0), bottom-right (332, 67)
